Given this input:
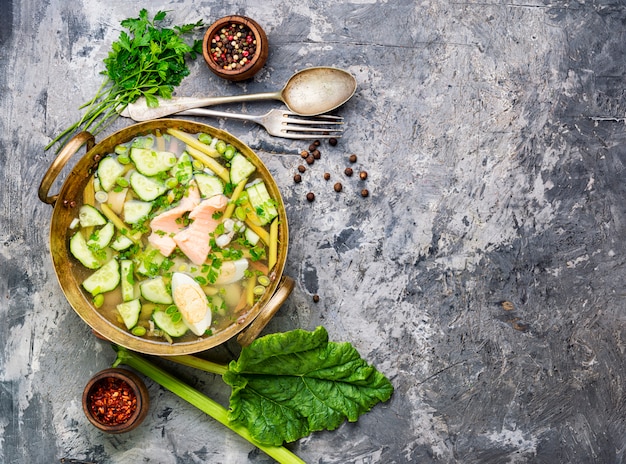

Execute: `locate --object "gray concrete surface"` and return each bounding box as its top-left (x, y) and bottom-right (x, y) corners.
top-left (2, 0), bottom-right (626, 463)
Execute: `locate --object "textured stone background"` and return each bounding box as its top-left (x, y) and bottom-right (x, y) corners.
top-left (1, 0), bottom-right (625, 463)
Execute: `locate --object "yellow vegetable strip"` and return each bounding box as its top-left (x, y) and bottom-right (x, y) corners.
top-left (155, 130), bottom-right (165, 151)
top-left (82, 178), bottom-right (96, 239)
top-left (99, 203), bottom-right (141, 243)
top-left (246, 274), bottom-right (257, 307)
top-left (268, 218), bottom-right (279, 271)
top-left (224, 179), bottom-right (247, 219)
top-left (166, 128), bottom-right (220, 158)
top-left (185, 145), bottom-right (230, 182)
top-left (83, 177), bottom-right (96, 206)
top-left (245, 220), bottom-right (270, 246)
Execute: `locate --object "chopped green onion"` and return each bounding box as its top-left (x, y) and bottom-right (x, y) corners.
top-left (131, 326), bottom-right (147, 336)
top-left (198, 133), bottom-right (212, 145)
top-left (165, 177), bottom-right (179, 188)
top-left (116, 177), bottom-right (129, 188)
top-left (253, 285), bottom-right (265, 296)
top-left (117, 154), bottom-right (131, 164)
top-left (257, 275), bottom-right (271, 286)
top-left (93, 294), bottom-right (105, 308)
top-left (215, 140), bottom-right (227, 154)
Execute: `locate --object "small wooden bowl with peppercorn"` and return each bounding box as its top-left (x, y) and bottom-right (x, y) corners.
top-left (82, 368), bottom-right (150, 433)
top-left (203, 15), bottom-right (268, 81)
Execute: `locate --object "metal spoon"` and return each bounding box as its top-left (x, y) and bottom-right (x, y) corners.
top-left (123, 67), bottom-right (357, 121)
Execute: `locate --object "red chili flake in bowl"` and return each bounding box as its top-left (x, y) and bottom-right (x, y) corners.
top-left (210, 23), bottom-right (257, 70)
top-left (88, 377), bottom-right (137, 425)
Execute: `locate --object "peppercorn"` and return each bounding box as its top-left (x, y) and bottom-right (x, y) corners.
top-left (349, 154), bottom-right (357, 163)
top-left (306, 192), bottom-right (315, 202)
top-left (300, 150), bottom-right (309, 158)
top-left (306, 155), bottom-right (315, 165)
top-left (312, 149), bottom-right (321, 159)
top-left (334, 182), bottom-right (343, 192)
top-left (297, 165), bottom-right (306, 173)
top-left (344, 167), bottom-right (353, 177)
top-left (328, 137), bottom-right (338, 146)
top-left (359, 171), bottom-right (368, 180)
top-left (294, 174), bottom-right (302, 183)
top-left (361, 189), bottom-right (369, 197)
top-left (323, 172), bottom-right (331, 181)
top-left (313, 294), bottom-right (320, 303)
top-left (313, 140), bottom-right (321, 147)
top-left (308, 143), bottom-right (317, 152)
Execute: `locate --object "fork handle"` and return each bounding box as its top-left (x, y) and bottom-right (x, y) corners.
top-left (172, 107), bottom-right (261, 123)
top-left (126, 93), bottom-right (281, 121)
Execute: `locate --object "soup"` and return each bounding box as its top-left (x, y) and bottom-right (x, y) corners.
top-left (67, 128), bottom-right (280, 344)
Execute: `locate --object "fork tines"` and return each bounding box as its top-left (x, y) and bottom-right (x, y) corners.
top-left (281, 111), bottom-right (344, 139)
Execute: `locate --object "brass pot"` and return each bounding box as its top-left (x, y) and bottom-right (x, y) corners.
top-left (39, 120), bottom-right (292, 355)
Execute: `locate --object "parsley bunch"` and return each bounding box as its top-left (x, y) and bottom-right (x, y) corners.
top-left (46, 9), bottom-right (203, 151)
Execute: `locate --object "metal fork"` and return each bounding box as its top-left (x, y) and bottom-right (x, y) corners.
top-left (121, 106), bottom-right (344, 140)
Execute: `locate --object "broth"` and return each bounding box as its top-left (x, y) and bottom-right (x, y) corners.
top-left (67, 128), bottom-right (280, 344)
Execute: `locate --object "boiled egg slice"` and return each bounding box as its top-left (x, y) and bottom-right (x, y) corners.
top-left (214, 258), bottom-right (249, 285)
top-left (171, 272), bottom-right (211, 336)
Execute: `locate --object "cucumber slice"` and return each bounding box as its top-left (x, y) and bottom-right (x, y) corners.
top-left (78, 204), bottom-right (107, 227)
top-left (230, 153), bottom-right (256, 185)
top-left (82, 258), bottom-right (120, 296)
top-left (171, 152), bottom-right (193, 184)
top-left (135, 246), bottom-right (166, 277)
top-left (70, 231), bottom-right (103, 269)
top-left (130, 147), bottom-right (177, 176)
top-left (87, 222), bottom-right (115, 250)
top-left (130, 171), bottom-right (167, 201)
top-left (117, 298), bottom-right (141, 329)
top-left (123, 200), bottom-right (153, 224)
top-left (246, 181), bottom-right (278, 225)
top-left (195, 173), bottom-right (224, 198)
top-left (244, 227), bottom-right (260, 246)
top-left (110, 234), bottom-right (134, 251)
top-left (152, 310), bottom-right (188, 337)
top-left (140, 276), bottom-right (173, 304)
top-left (120, 259), bottom-right (135, 302)
top-left (98, 157), bottom-right (125, 192)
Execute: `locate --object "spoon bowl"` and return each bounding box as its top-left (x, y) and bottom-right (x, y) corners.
top-left (122, 67), bottom-right (357, 121)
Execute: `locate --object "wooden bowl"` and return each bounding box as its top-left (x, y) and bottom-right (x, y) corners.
top-left (203, 15), bottom-right (268, 81)
top-left (82, 368), bottom-right (149, 433)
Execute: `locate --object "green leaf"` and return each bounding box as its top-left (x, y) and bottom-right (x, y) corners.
top-left (223, 326), bottom-right (394, 446)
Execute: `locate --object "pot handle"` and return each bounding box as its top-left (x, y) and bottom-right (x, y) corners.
top-left (237, 275), bottom-right (295, 346)
top-left (39, 131), bottom-right (95, 205)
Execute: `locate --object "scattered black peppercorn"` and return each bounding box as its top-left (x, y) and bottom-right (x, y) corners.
top-left (323, 172), bottom-right (331, 181)
top-left (344, 167), bottom-right (353, 176)
top-left (298, 165), bottom-right (306, 173)
top-left (334, 182), bottom-right (342, 192)
top-left (294, 173), bottom-right (302, 183)
top-left (328, 137), bottom-right (338, 146)
top-left (300, 150), bottom-right (309, 158)
top-left (359, 171), bottom-right (368, 180)
top-left (308, 143), bottom-right (317, 152)
top-left (349, 154), bottom-right (357, 163)
top-left (306, 192), bottom-right (315, 202)
top-left (306, 155), bottom-right (315, 165)
top-left (361, 189), bottom-right (369, 197)
top-left (313, 294), bottom-right (320, 303)
top-left (312, 149), bottom-right (321, 159)
top-left (313, 140), bottom-right (321, 147)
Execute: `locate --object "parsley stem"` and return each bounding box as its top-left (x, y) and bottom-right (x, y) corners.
top-left (112, 346), bottom-right (306, 464)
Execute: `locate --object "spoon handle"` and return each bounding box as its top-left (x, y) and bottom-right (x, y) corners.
top-left (125, 92), bottom-right (282, 121)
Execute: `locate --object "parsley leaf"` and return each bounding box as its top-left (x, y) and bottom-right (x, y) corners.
top-left (46, 9), bottom-right (203, 151)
